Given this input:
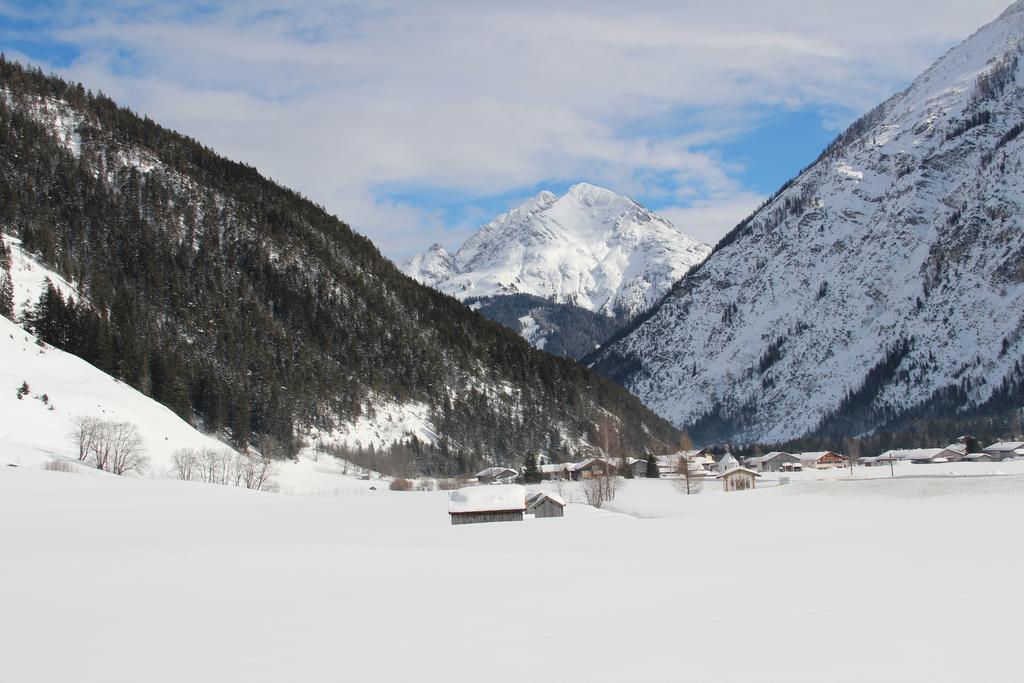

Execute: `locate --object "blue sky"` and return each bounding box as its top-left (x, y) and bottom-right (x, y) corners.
top-left (0, 0), bottom-right (1011, 255)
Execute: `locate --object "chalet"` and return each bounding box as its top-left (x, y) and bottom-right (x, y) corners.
top-left (571, 458), bottom-right (618, 480)
top-left (657, 450), bottom-right (714, 476)
top-left (963, 452), bottom-right (994, 463)
top-left (620, 457), bottom-right (650, 478)
top-left (796, 451), bottom-right (847, 469)
top-left (475, 466), bottom-right (519, 485)
top-left (745, 451), bottom-right (800, 472)
top-left (448, 484), bottom-right (526, 525)
top-left (526, 491), bottom-right (565, 518)
top-left (983, 441), bottom-right (1024, 461)
top-left (718, 467), bottom-right (760, 492)
top-left (538, 463), bottom-right (571, 481)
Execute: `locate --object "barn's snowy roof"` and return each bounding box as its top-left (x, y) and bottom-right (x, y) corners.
top-left (475, 466), bottom-right (518, 479)
top-left (449, 485), bottom-right (526, 514)
top-left (527, 491), bottom-right (565, 507)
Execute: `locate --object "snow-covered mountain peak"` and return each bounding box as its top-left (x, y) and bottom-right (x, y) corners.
top-left (401, 185), bottom-right (710, 318)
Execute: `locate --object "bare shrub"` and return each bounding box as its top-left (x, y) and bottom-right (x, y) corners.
top-left (171, 448), bottom-right (201, 481)
top-left (235, 452), bottom-right (279, 492)
top-left (171, 447), bottom-right (278, 492)
top-left (42, 458), bottom-right (76, 473)
top-left (582, 475), bottom-right (619, 508)
top-left (437, 478), bottom-right (465, 491)
top-left (389, 478), bottom-right (412, 491)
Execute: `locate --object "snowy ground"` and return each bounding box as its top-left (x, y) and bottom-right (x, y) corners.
top-left (2, 464), bottom-right (1022, 682)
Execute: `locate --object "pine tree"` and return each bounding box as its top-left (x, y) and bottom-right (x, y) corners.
top-left (523, 452), bottom-right (540, 484)
top-left (645, 454), bottom-right (660, 478)
top-left (0, 238), bottom-right (13, 318)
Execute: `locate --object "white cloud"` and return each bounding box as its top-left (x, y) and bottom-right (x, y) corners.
top-left (5, 0), bottom-right (1012, 255)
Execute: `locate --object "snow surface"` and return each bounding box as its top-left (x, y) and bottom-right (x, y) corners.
top-left (0, 314), bottom-right (238, 474)
top-left (448, 483), bottom-right (525, 513)
top-left (403, 183), bottom-right (710, 318)
top-left (593, 3), bottom-right (1024, 442)
top-left (2, 464), bottom-right (1022, 682)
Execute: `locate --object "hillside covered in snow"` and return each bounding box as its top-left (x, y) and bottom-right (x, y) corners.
top-left (589, 1), bottom-right (1024, 445)
top-left (0, 61), bottom-right (680, 475)
top-left (403, 184), bottom-right (709, 357)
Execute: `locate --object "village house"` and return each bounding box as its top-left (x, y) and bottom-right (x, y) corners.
top-left (526, 491), bottom-right (565, 518)
top-left (718, 467), bottom-right (760, 492)
top-left (962, 452), bottom-right (994, 463)
top-left (448, 484), bottom-right (526, 525)
top-left (744, 451), bottom-right (801, 472)
top-left (796, 451), bottom-right (847, 469)
top-left (983, 441), bottom-right (1024, 460)
top-left (620, 457), bottom-right (650, 478)
top-left (571, 458), bottom-right (618, 480)
top-left (538, 463), bottom-right (571, 481)
top-left (475, 466), bottom-right (519, 485)
top-left (657, 450), bottom-right (714, 477)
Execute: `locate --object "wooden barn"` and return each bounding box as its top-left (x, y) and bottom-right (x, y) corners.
top-left (526, 491), bottom-right (565, 518)
top-left (719, 467), bottom-right (760, 492)
top-left (448, 485), bottom-right (526, 525)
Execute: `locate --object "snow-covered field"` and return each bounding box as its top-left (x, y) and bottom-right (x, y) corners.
top-left (2, 464), bottom-right (1021, 682)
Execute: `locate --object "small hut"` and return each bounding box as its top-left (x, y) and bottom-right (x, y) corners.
top-left (448, 485), bottom-right (526, 525)
top-left (526, 491), bottom-right (565, 518)
top-left (718, 467), bottom-right (760, 492)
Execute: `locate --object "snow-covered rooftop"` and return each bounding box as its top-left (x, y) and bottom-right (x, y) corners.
top-left (448, 485), bottom-right (526, 514)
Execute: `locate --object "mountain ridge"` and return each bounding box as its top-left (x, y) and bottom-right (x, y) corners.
top-left (588, 2), bottom-right (1024, 445)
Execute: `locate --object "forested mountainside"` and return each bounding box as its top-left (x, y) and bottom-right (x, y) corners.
top-left (0, 58), bottom-right (681, 473)
top-left (588, 1), bottom-right (1024, 446)
top-left (402, 184), bottom-right (709, 358)
top-left (464, 294), bottom-right (623, 360)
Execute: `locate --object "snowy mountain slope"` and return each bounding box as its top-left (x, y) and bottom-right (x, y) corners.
top-left (589, 1), bottom-right (1024, 445)
top-left (0, 59), bottom-right (681, 474)
top-left (0, 314), bottom-right (237, 472)
top-left (4, 234), bottom-right (80, 316)
top-left (404, 183), bottom-right (710, 318)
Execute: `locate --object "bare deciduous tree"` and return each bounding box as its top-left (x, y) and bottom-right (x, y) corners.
top-left (70, 416), bottom-right (103, 462)
top-left (69, 418), bottom-right (148, 475)
top-left (106, 422), bottom-right (147, 475)
top-left (674, 456), bottom-right (703, 495)
top-left (170, 447), bottom-right (278, 492)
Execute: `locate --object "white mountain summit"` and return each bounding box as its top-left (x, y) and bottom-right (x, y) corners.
top-left (403, 183), bottom-right (710, 319)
